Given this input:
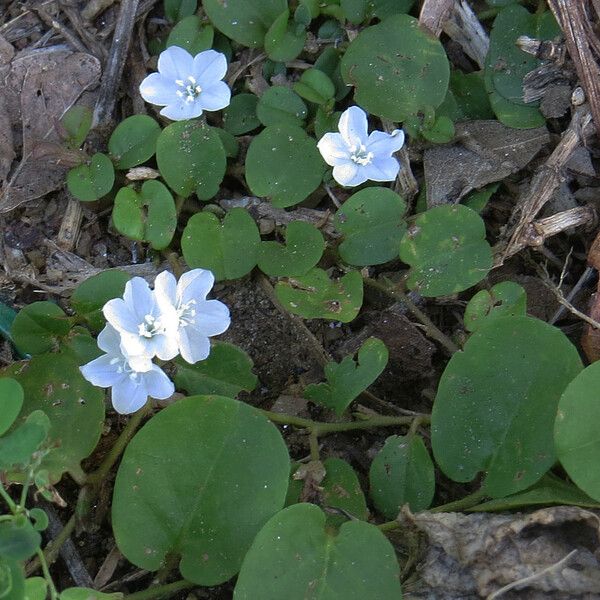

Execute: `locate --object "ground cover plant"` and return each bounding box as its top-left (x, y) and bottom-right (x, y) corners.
top-left (2, 0), bottom-right (600, 598)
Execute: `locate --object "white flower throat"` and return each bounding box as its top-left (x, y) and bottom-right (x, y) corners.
top-left (178, 299), bottom-right (197, 327)
top-left (138, 314), bottom-right (165, 338)
top-left (175, 76), bottom-right (202, 103)
top-left (349, 143), bottom-right (374, 166)
top-left (109, 356), bottom-right (139, 381)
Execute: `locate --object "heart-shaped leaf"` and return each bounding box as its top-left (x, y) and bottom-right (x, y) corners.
top-left (258, 221), bottom-right (324, 277)
top-left (275, 268), bottom-right (363, 322)
top-left (304, 338), bottom-right (388, 414)
top-left (112, 396), bottom-right (290, 586)
top-left (67, 153), bottom-right (114, 202)
top-left (256, 87), bottom-right (307, 128)
top-left (0, 378), bottom-right (24, 436)
top-left (223, 94), bottom-right (260, 135)
top-left (234, 503), bottom-right (402, 599)
top-left (464, 281), bottom-right (527, 332)
top-left (11, 302), bottom-right (71, 356)
top-left (108, 115), bottom-right (161, 169)
top-left (167, 16), bottom-right (214, 55)
top-left (264, 9), bottom-right (306, 62)
top-left (321, 458), bottom-right (368, 526)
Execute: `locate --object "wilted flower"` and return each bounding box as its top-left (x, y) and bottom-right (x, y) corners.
top-left (317, 106), bottom-right (405, 187)
top-left (139, 46), bottom-right (231, 121)
top-left (80, 325), bottom-right (174, 414)
top-left (154, 269), bottom-right (231, 364)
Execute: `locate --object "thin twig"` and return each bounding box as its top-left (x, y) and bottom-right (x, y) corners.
top-left (32, 6), bottom-right (88, 52)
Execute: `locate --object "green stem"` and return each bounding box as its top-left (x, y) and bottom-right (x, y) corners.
top-left (377, 520), bottom-right (400, 532)
top-left (26, 514), bottom-right (76, 575)
top-left (430, 489), bottom-right (487, 513)
top-left (124, 579), bottom-right (195, 600)
top-left (36, 548), bottom-right (59, 600)
top-left (308, 431), bottom-right (320, 461)
top-left (0, 482), bottom-right (17, 513)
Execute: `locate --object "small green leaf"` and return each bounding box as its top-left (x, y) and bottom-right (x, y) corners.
top-left (0, 378), bottom-right (24, 436)
top-left (399, 204), bottom-right (493, 297)
top-left (156, 120), bottom-right (226, 200)
top-left (71, 270), bottom-right (131, 332)
top-left (258, 221), bottom-right (324, 277)
top-left (0, 557), bottom-right (24, 600)
top-left (112, 181), bottom-right (177, 250)
top-left (341, 0), bottom-right (367, 24)
top-left (369, 434), bottom-right (435, 518)
top-left (341, 14), bottom-right (449, 121)
top-left (60, 589), bottom-right (123, 600)
top-left (464, 281), bottom-right (527, 332)
top-left (420, 115), bottom-right (455, 144)
top-left (167, 16), bottom-right (214, 54)
top-left (0, 411), bottom-right (50, 470)
top-left (292, 69), bottom-right (335, 105)
top-left (304, 338), bottom-right (388, 414)
top-left (67, 153), bottom-right (115, 202)
top-left (245, 124), bottom-right (325, 208)
top-left (335, 188), bottom-right (407, 266)
top-left (275, 268), bottom-right (363, 322)
top-left (11, 302), bottom-right (70, 356)
top-left (321, 458), bottom-right (368, 527)
top-left (0, 518), bottom-right (41, 561)
top-left (461, 182), bottom-right (499, 212)
top-left (112, 396), bottom-right (290, 586)
top-left (108, 115), bottom-right (161, 170)
top-left (432, 316), bottom-right (582, 498)
top-left (61, 106), bottom-right (92, 148)
top-left (256, 87), bottom-right (307, 128)
top-left (174, 342), bottom-right (258, 397)
top-left (181, 208), bottom-right (260, 281)
top-left (264, 10), bottom-right (306, 62)
top-left (223, 94), bottom-right (260, 135)
top-left (28, 509), bottom-right (48, 532)
top-left (234, 504), bottom-right (402, 599)
top-left (164, 0), bottom-right (197, 22)
top-left (24, 577), bottom-right (47, 600)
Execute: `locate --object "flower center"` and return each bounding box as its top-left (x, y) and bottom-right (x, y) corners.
top-left (138, 314), bottom-right (164, 338)
top-left (178, 299), bottom-right (197, 327)
top-left (349, 144), bottom-right (374, 166)
top-left (175, 76), bottom-right (202, 103)
top-left (110, 356), bottom-right (138, 380)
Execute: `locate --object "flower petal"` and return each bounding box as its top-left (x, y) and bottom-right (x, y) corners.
top-left (332, 163), bottom-right (366, 187)
top-left (178, 269), bottom-right (215, 305)
top-left (139, 73), bottom-right (176, 107)
top-left (177, 326), bottom-right (211, 364)
top-left (118, 331), bottom-right (149, 358)
top-left (361, 156), bottom-right (400, 182)
top-left (152, 332), bottom-right (180, 362)
top-left (158, 45), bottom-right (194, 81)
top-left (366, 129), bottom-right (405, 156)
top-left (123, 277), bottom-right (155, 322)
top-left (317, 132), bottom-right (350, 166)
top-left (160, 100), bottom-right (204, 121)
top-left (197, 82), bottom-right (231, 112)
top-left (96, 324), bottom-right (122, 354)
top-left (103, 298), bottom-right (139, 336)
top-left (154, 270), bottom-right (178, 312)
top-left (80, 354), bottom-right (123, 388)
top-left (142, 365), bottom-right (175, 399)
top-left (193, 49), bottom-right (228, 87)
top-left (126, 353), bottom-right (154, 373)
top-left (193, 300), bottom-right (230, 336)
top-left (338, 106), bottom-right (369, 148)
top-left (111, 377), bottom-right (149, 414)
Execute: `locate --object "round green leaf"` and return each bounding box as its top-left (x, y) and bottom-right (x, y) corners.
top-left (60, 589), bottom-right (122, 600)
top-left (11, 302), bottom-right (70, 356)
top-left (28, 509), bottom-right (48, 532)
top-left (399, 204), bottom-right (492, 297)
top-left (245, 124), bottom-right (325, 208)
top-left (164, 0), bottom-right (197, 22)
top-left (112, 395), bottom-right (290, 586)
top-left (256, 87), bottom-right (307, 127)
top-left (464, 281), bottom-right (527, 332)
top-left (555, 361), bottom-right (600, 501)
top-left (0, 519), bottom-right (40, 561)
top-left (234, 503), bottom-right (402, 599)
top-left (341, 0), bottom-right (367, 24)
top-left (341, 14), bottom-right (449, 121)
top-left (258, 221), bottom-right (324, 277)
top-left (108, 115), bottom-right (161, 169)
top-left (181, 208), bottom-right (260, 281)
top-left (112, 181), bottom-right (177, 250)
top-left (167, 16), bottom-right (214, 54)
top-left (60, 106), bottom-right (92, 149)
top-left (67, 153), bottom-right (115, 202)
top-left (0, 411), bottom-right (49, 471)
top-left (71, 270), bottom-right (131, 332)
top-left (292, 68), bottom-right (336, 106)
top-left (432, 316), bottom-right (582, 498)
top-left (203, 0), bottom-right (287, 47)
top-left (264, 10), bottom-right (306, 62)
top-left (335, 188), bottom-right (407, 266)
top-left (370, 434), bottom-right (435, 518)
top-left (321, 458), bottom-right (368, 527)
top-left (5, 353), bottom-right (105, 483)
top-left (275, 268), bottom-right (363, 322)
top-left (174, 342), bottom-right (258, 397)
top-left (0, 558), bottom-right (24, 600)
top-left (223, 94), bottom-right (260, 135)
top-left (0, 378), bottom-right (24, 436)
top-left (24, 577), bottom-right (47, 600)
top-left (156, 120), bottom-right (226, 200)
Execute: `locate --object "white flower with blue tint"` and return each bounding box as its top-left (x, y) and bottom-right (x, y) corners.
top-left (139, 46), bottom-right (231, 121)
top-left (154, 269), bottom-right (231, 364)
top-left (103, 277), bottom-right (179, 367)
top-left (317, 106), bottom-right (405, 187)
top-left (80, 325), bottom-right (174, 414)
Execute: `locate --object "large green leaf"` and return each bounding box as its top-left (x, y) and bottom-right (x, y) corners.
top-left (0, 378), bottom-right (24, 436)
top-left (0, 411), bottom-right (49, 470)
top-left (11, 302), bottom-right (71, 356)
top-left (321, 458), bottom-right (368, 527)
top-left (112, 396), bottom-right (290, 586)
top-left (234, 503), bottom-right (402, 599)
top-left (108, 115), bottom-right (161, 169)
top-left (0, 518), bottom-right (41, 561)
top-left (432, 316), bottom-right (582, 498)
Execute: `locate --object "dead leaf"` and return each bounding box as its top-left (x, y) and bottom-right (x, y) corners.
top-left (0, 47), bottom-right (101, 213)
top-left (424, 121), bottom-right (550, 208)
top-left (403, 506), bottom-right (600, 599)
top-left (581, 230), bottom-right (600, 362)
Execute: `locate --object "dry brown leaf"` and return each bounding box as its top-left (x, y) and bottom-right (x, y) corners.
top-left (581, 230), bottom-right (600, 362)
top-left (0, 47), bottom-right (101, 213)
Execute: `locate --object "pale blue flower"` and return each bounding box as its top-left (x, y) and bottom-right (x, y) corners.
top-left (317, 106), bottom-right (405, 187)
top-left (154, 269), bottom-right (230, 364)
top-left (139, 46), bottom-right (231, 121)
top-left (80, 325), bottom-right (174, 414)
